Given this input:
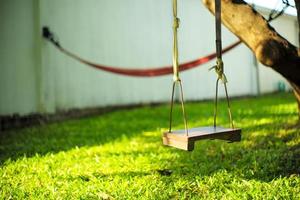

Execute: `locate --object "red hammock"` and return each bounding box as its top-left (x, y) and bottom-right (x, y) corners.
top-left (44, 27), bottom-right (241, 77)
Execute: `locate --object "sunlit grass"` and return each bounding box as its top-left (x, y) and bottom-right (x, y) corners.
top-left (0, 92), bottom-right (299, 199)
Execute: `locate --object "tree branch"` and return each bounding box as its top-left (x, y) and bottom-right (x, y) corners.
top-left (295, 0), bottom-right (300, 46)
top-left (202, 0), bottom-right (300, 84)
top-left (202, 0), bottom-right (300, 118)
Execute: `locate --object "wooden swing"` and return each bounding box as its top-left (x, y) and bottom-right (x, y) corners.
top-left (162, 0), bottom-right (241, 151)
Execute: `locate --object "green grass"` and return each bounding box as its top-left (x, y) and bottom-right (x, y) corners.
top-left (1, 92), bottom-right (299, 199)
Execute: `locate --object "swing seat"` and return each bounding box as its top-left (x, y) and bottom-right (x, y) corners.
top-left (162, 126), bottom-right (241, 151)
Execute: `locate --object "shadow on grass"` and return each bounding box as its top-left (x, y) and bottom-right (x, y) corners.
top-left (93, 121), bottom-right (299, 184)
top-left (0, 93), bottom-right (299, 184)
top-left (48, 122), bottom-right (299, 186)
top-left (0, 106), bottom-right (170, 165)
top-left (161, 121), bottom-right (300, 182)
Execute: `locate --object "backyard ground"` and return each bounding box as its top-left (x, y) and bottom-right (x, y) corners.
top-left (0, 92), bottom-right (299, 199)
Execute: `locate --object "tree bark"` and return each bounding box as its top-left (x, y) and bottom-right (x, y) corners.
top-left (294, 0), bottom-right (300, 118)
top-left (295, 0), bottom-right (300, 46)
top-left (202, 0), bottom-right (300, 118)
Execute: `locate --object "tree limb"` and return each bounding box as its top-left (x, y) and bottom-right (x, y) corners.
top-left (202, 0), bottom-right (300, 117)
top-left (203, 0), bottom-right (300, 80)
top-left (295, 0), bottom-right (300, 46)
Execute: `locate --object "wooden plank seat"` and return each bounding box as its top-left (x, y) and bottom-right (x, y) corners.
top-left (162, 126), bottom-right (241, 151)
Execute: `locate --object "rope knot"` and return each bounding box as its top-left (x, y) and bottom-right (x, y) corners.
top-left (173, 75), bottom-right (180, 82)
top-left (216, 58), bottom-right (223, 77)
top-left (209, 58), bottom-right (227, 83)
top-left (42, 26), bottom-right (61, 48)
top-left (173, 17), bottom-right (180, 29)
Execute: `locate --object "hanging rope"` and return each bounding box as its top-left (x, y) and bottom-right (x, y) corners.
top-left (43, 27), bottom-right (241, 77)
top-left (172, 0), bottom-right (180, 81)
top-left (168, 0), bottom-right (188, 136)
top-left (211, 0), bottom-right (234, 129)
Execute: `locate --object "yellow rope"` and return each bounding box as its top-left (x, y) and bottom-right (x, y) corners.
top-left (172, 0), bottom-right (180, 82)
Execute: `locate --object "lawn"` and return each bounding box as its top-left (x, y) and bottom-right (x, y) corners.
top-left (0, 93), bottom-right (299, 199)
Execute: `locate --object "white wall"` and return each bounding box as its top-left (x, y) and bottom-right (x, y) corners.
top-left (0, 0), bottom-right (298, 116)
top-left (39, 0), bottom-right (255, 113)
top-left (0, 0), bottom-right (40, 115)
